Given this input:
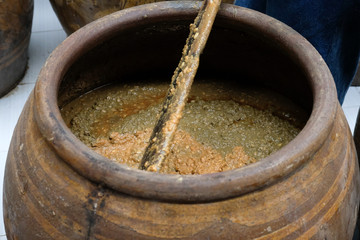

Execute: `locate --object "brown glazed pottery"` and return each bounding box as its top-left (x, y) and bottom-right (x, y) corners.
top-left (354, 108), bottom-right (360, 155)
top-left (4, 2), bottom-right (360, 239)
top-left (0, 0), bottom-right (33, 97)
top-left (49, 0), bottom-right (233, 35)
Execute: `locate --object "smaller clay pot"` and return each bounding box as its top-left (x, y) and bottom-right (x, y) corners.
top-left (0, 0), bottom-right (33, 97)
top-left (49, 0), bottom-right (234, 35)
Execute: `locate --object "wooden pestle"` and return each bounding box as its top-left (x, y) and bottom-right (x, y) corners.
top-left (139, 0), bottom-right (221, 172)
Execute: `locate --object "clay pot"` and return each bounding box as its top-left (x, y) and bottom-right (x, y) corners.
top-left (49, 0), bottom-right (234, 35)
top-left (354, 109), bottom-right (360, 154)
top-left (0, 0), bottom-right (33, 97)
top-left (4, 2), bottom-right (359, 239)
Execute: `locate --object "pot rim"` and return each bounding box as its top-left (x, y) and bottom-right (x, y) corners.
top-left (34, 1), bottom-right (337, 202)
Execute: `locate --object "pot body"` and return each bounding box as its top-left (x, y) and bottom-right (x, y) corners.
top-left (49, 0), bottom-right (234, 35)
top-left (0, 0), bottom-right (33, 97)
top-left (4, 2), bottom-right (360, 239)
top-left (4, 95), bottom-right (360, 239)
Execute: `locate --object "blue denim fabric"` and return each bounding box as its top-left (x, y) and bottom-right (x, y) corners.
top-left (234, 0), bottom-right (360, 104)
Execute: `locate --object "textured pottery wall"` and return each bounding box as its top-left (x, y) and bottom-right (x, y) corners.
top-left (3, 2), bottom-right (360, 239)
top-left (0, 0), bottom-right (33, 97)
top-left (49, 0), bottom-right (233, 35)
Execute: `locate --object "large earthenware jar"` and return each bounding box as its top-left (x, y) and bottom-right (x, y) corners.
top-left (49, 0), bottom-right (234, 35)
top-left (4, 2), bottom-right (360, 239)
top-left (0, 0), bottom-right (33, 97)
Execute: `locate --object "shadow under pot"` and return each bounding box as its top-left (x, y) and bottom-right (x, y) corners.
top-left (4, 2), bottom-right (360, 239)
top-left (0, 0), bottom-right (33, 97)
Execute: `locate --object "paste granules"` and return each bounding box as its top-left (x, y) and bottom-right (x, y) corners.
top-left (61, 80), bottom-right (307, 174)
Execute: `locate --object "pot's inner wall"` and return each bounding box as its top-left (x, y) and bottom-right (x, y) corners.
top-left (58, 16), bottom-right (313, 115)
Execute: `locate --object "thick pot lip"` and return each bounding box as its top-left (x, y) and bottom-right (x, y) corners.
top-left (34, 1), bottom-right (337, 202)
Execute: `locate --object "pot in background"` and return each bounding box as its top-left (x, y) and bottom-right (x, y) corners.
top-left (49, 0), bottom-right (234, 35)
top-left (3, 2), bottom-right (360, 239)
top-left (0, 0), bottom-right (33, 97)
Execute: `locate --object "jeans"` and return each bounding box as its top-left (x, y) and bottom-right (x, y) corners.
top-left (234, 0), bottom-right (360, 104)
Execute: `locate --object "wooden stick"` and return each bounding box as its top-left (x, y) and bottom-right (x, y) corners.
top-left (139, 0), bottom-right (221, 172)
